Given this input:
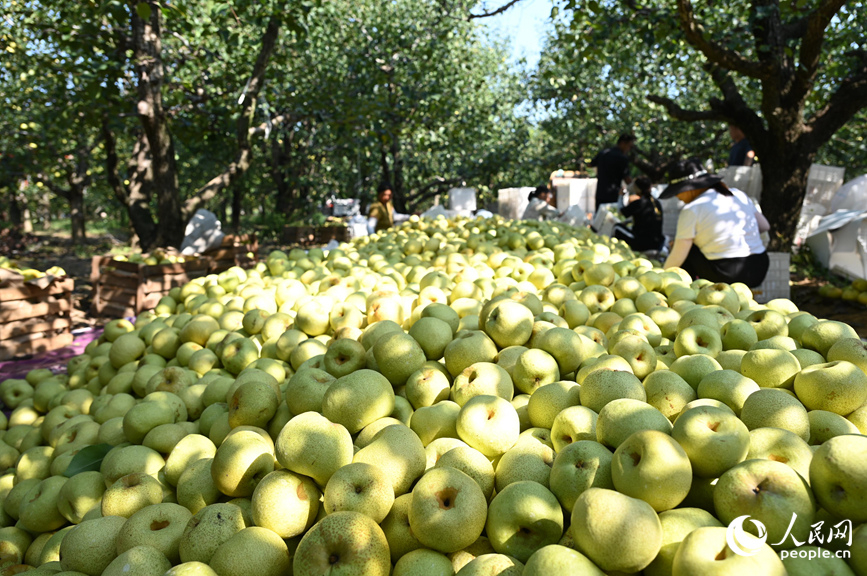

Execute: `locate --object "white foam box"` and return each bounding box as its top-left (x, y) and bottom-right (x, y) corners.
top-left (752, 252), bottom-right (791, 303)
top-left (497, 188), bottom-right (531, 220)
top-left (554, 179), bottom-right (596, 214)
top-left (448, 188), bottom-right (477, 211)
top-left (805, 164), bottom-right (846, 208)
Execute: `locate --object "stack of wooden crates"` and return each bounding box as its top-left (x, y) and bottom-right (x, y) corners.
top-left (90, 257), bottom-right (211, 317)
top-left (204, 234), bottom-right (259, 274)
top-left (0, 276), bottom-right (74, 360)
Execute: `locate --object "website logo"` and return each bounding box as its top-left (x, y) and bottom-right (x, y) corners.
top-left (726, 515), bottom-right (768, 556)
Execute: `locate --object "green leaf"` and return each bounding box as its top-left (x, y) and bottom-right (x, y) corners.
top-left (64, 444), bottom-right (114, 477)
top-left (136, 2), bottom-right (152, 21)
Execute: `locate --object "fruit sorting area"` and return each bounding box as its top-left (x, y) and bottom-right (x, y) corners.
top-left (0, 214), bottom-right (866, 576)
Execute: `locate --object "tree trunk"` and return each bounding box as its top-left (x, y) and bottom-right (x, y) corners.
top-left (758, 150), bottom-right (813, 251)
top-left (9, 191), bottom-right (22, 226)
top-left (231, 183), bottom-right (243, 234)
top-left (68, 186), bottom-right (86, 245)
top-left (102, 120), bottom-right (159, 249)
top-left (130, 1), bottom-right (184, 248)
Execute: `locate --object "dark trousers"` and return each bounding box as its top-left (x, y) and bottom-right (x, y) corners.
top-left (613, 223), bottom-right (664, 252)
top-left (682, 244), bottom-right (769, 287)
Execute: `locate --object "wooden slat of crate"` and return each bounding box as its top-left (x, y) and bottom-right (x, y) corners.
top-left (0, 298), bottom-right (71, 323)
top-left (0, 332), bottom-right (74, 362)
top-left (0, 316), bottom-right (71, 340)
top-left (0, 278), bottom-right (74, 303)
top-left (315, 227), bottom-right (349, 244)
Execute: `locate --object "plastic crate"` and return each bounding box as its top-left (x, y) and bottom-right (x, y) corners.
top-left (806, 164), bottom-right (845, 209)
top-left (752, 252), bottom-right (791, 303)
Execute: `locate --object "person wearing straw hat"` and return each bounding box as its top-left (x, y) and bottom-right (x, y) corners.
top-left (660, 158), bottom-right (770, 287)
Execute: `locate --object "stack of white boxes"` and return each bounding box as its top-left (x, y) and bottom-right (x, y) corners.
top-left (497, 188), bottom-right (533, 220)
top-left (553, 179), bottom-right (597, 215)
top-left (448, 188), bottom-right (477, 219)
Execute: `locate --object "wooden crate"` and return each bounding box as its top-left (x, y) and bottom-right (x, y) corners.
top-left (205, 234), bottom-right (259, 274)
top-left (283, 226), bottom-right (317, 246)
top-left (315, 226), bottom-right (349, 244)
top-left (0, 277), bottom-right (74, 361)
top-left (90, 256), bottom-right (212, 317)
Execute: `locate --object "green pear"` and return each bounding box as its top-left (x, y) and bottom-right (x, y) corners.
top-left (550, 405), bottom-right (597, 451)
top-left (392, 548), bottom-right (454, 576)
top-left (19, 475), bottom-right (68, 532)
top-left (454, 553), bottom-right (523, 575)
top-left (59, 515), bottom-right (128, 576)
top-left (283, 368), bottom-right (335, 415)
top-left (672, 526), bottom-right (786, 575)
top-left (210, 429), bottom-right (274, 497)
top-left (209, 527), bottom-right (291, 576)
top-left (747, 427), bottom-right (814, 481)
top-left (163, 434), bottom-right (216, 487)
top-left (643, 507), bottom-right (723, 576)
top-left (522, 544), bottom-right (603, 575)
top-left (643, 370), bottom-right (697, 421)
top-left (166, 562), bottom-right (218, 576)
top-left (714, 459), bottom-right (815, 549)
top-left (740, 348), bottom-right (801, 389)
top-left (669, 354), bottom-right (723, 390)
top-left (810, 434), bottom-right (867, 522)
top-left (800, 320), bottom-right (859, 356)
top-left (322, 369), bottom-right (395, 434)
top-left (410, 401), bottom-right (460, 446)
top-left (380, 493), bottom-right (423, 564)
top-left (535, 328), bottom-right (603, 375)
top-left (578, 369), bottom-right (645, 413)
top-left (293, 512), bottom-right (390, 576)
top-left (116, 502), bottom-right (192, 564)
top-left (178, 503), bottom-right (246, 564)
top-left (570, 488), bottom-right (662, 573)
top-left (373, 332), bottom-right (427, 387)
top-left (612, 429), bottom-right (692, 512)
top-left (740, 389), bottom-right (810, 441)
top-left (56, 470), bottom-right (105, 524)
top-left (794, 361), bottom-right (867, 415)
top-left (275, 412), bottom-right (353, 487)
top-left (322, 338), bottom-right (366, 378)
top-left (808, 409), bottom-right (860, 444)
top-left (251, 470), bottom-right (319, 538)
top-left (494, 435), bottom-right (555, 491)
top-left (323, 462), bottom-right (393, 523)
top-left (485, 481), bottom-right (563, 563)
top-left (527, 381), bottom-right (580, 429)
top-left (672, 405), bottom-right (750, 478)
top-left (549, 440), bottom-right (614, 512)
top-left (408, 467), bottom-right (487, 554)
top-left (696, 369), bottom-right (759, 415)
top-left (451, 362), bottom-right (513, 406)
top-left (483, 300), bottom-right (534, 348)
top-left (434, 445), bottom-right (495, 501)
top-left (596, 398), bottom-right (671, 450)
top-left (176, 458), bottom-right (220, 514)
top-left (456, 395), bottom-right (520, 458)
top-left (102, 545), bottom-right (171, 576)
top-left (405, 365), bottom-right (451, 409)
top-left (354, 424), bottom-right (426, 497)
top-left (443, 331), bottom-right (498, 378)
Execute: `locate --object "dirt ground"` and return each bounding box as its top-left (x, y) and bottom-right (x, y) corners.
top-left (10, 230), bottom-right (867, 338)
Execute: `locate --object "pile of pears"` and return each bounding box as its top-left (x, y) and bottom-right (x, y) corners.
top-left (1, 213), bottom-right (867, 576)
top-left (818, 278), bottom-right (867, 305)
top-left (0, 257), bottom-right (66, 282)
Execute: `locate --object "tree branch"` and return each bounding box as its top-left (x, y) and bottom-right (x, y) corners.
top-left (183, 15), bottom-right (281, 219)
top-left (804, 63), bottom-right (867, 151)
top-left (646, 95), bottom-right (727, 122)
top-left (790, 0), bottom-right (848, 104)
top-left (468, 0), bottom-right (523, 20)
top-left (676, 0), bottom-right (767, 78)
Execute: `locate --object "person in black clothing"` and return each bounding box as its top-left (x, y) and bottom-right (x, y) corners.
top-left (613, 176), bottom-right (664, 252)
top-left (590, 133), bottom-right (635, 209)
top-left (727, 124), bottom-right (755, 166)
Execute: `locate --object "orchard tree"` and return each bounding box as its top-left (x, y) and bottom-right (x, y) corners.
top-left (554, 0), bottom-right (866, 249)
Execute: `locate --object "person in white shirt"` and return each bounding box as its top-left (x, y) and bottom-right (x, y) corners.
top-left (522, 186), bottom-right (561, 221)
top-left (662, 158), bottom-right (770, 287)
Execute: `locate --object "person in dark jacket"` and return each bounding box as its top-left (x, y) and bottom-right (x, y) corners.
top-left (589, 133), bottom-right (635, 208)
top-left (613, 176), bottom-right (664, 252)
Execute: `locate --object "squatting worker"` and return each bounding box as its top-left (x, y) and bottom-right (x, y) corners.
top-left (589, 133), bottom-right (635, 209)
top-left (662, 158), bottom-right (770, 287)
top-left (367, 182), bottom-right (410, 234)
top-left (613, 176), bottom-right (664, 252)
top-left (522, 186), bottom-right (562, 221)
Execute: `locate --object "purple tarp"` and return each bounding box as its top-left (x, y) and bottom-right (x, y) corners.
top-left (0, 327), bottom-right (103, 382)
